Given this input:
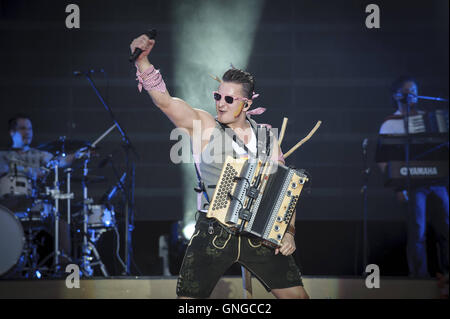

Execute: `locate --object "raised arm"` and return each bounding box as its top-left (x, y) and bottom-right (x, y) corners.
top-left (130, 34), bottom-right (215, 135)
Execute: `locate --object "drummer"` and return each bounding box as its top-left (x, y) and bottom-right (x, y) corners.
top-left (0, 114), bottom-right (78, 180)
top-left (0, 114), bottom-right (77, 268)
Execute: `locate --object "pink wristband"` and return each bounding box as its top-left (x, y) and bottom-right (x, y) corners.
top-left (135, 64), bottom-right (167, 93)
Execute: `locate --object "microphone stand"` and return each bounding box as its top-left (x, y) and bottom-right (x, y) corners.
top-left (360, 139), bottom-right (370, 275)
top-left (78, 70), bottom-right (140, 276)
top-left (402, 101), bottom-right (413, 233)
top-left (417, 95), bottom-right (449, 103)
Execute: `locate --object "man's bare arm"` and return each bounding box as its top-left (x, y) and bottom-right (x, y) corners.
top-left (130, 35), bottom-right (215, 135)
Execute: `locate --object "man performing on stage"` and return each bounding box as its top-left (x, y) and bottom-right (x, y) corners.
top-left (376, 76), bottom-right (449, 282)
top-left (0, 114), bottom-right (79, 277)
top-left (130, 34), bottom-right (309, 299)
top-left (1, 114), bottom-right (79, 178)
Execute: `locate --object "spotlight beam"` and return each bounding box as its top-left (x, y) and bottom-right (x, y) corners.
top-left (171, 0), bottom-right (265, 228)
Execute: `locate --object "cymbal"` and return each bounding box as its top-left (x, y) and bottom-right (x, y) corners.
top-left (37, 139), bottom-right (92, 155)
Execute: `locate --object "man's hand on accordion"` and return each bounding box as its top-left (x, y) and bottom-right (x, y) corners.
top-left (275, 233), bottom-right (296, 256)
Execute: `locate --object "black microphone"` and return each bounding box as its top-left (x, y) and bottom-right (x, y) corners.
top-left (129, 29), bottom-right (157, 63)
top-left (73, 69), bottom-right (105, 76)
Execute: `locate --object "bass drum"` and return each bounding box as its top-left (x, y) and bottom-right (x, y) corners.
top-left (0, 204), bottom-right (25, 276)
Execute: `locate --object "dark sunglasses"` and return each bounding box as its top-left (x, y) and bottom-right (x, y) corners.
top-left (213, 91), bottom-right (249, 104)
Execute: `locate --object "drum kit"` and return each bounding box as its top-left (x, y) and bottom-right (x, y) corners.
top-left (0, 133), bottom-right (126, 279)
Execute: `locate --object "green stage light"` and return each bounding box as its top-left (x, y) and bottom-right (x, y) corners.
top-left (171, 0), bottom-right (265, 235)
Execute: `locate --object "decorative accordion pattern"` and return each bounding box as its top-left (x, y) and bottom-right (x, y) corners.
top-left (207, 156), bottom-right (308, 247)
top-left (211, 163), bottom-right (237, 211)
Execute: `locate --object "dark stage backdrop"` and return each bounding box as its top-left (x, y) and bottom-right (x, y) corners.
top-left (0, 0), bottom-right (448, 276)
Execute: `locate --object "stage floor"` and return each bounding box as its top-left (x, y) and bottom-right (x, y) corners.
top-left (0, 276), bottom-right (442, 299)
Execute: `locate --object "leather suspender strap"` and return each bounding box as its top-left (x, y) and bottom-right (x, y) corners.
top-left (194, 118), bottom-right (272, 205)
top-left (215, 119), bottom-right (258, 158)
top-left (193, 161), bottom-right (210, 203)
top-left (215, 118), bottom-right (272, 160)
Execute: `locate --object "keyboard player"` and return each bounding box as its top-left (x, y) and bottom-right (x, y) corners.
top-left (376, 76), bottom-right (449, 279)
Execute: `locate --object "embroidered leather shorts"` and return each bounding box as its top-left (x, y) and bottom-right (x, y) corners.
top-left (176, 214), bottom-right (304, 298)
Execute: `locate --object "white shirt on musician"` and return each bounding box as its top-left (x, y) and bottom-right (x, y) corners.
top-left (197, 123), bottom-right (257, 213)
top-left (232, 127), bottom-right (257, 156)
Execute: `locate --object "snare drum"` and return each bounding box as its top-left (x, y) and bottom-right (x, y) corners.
top-left (88, 205), bottom-right (115, 228)
top-left (0, 204), bottom-right (25, 276)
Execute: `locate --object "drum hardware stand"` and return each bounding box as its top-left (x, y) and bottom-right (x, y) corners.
top-left (15, 228), bottom-right (42, 278)
top-left (81, 153), bottom-right (93, 276)
top-left (86, 228), bottom-right (109, 277)
top-left (65, 168), bottom-right (73, 228)
top-left (78, 150), bottom-right (109, 277)
top-left (84, 240), bottom-right (109, 277)
top-left (56, 124), bottom-right (119, 278)
top-left (23, 230), bottom-right (38, 278)
top-left (40, 161), bottom-right (74, 276)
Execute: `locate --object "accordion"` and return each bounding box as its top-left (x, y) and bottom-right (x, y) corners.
top-left (207, 156), bottom-right (308, 248)
top-left (406, 110), bottom-right (449, 134)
